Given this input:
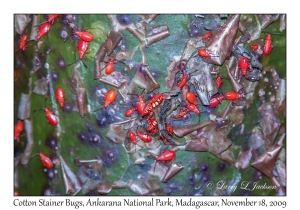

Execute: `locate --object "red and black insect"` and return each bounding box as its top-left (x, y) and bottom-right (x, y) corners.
top-left (38, 152), bottom-right (54, 169)
top-left (34, 107), bottom-right (58, 126)
top-left (128, 131), bottom-right (137, 145)
top-left (77, 39), bottom-right (90, 60)
top-left (198, 48), bottom-right (219, 59)
top-left (263, 33), bottom-right (273, 55)
top-left (208, 94), bottom-right (225, 108)
top-left (215, 76), bottom-right (223, 88)
top-left (186, 91), bottom-right (198, 105)
top-left (104, 59), bottom-right (116, 74)
top-left (104, 89), bottom-right (117, 108)
top-left (15, 35), bottom-right (29, 52)
top-left (165, 123), bottom-right (173, 135)
top-left (36, 22), bottom-right (51, 41)
top-left (174, 108), bottom-right (190, 119)
top-left (186, 103), bottom-right (200, 115)
top-left (137, 133), bottom-right (152, 143)
top-left (47, 14), bottom-right (61, 24)
top-left (147, 118), bottom-right (158, 133)
top-left (55, 87), bottom-right (65, 108)
top-left (250, 44), bottom-right (259, 51)
top-left (224, 91), bottom-right (244, 101)
top-left (71, 28), bottom-right (94, 42)
top-left (202, 31), bottom-right (212, 41)
top-left (238, 56), bottom-right (250, 76)
top-left (124, 107), bottom-right (137, 117)
top-left (177, 73), bottom-right (189, 89)
top-left (156, 150), bottom-right (176, 162)
top-left (14, 121), bottom-right (24, 143)
top-left (142, 93), bottom-right (167, 116)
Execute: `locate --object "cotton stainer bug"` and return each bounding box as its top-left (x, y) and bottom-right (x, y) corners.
top-left (250, 44), bottom-right (259, 51)
top-left (14, 121), bottom-right (24, 143)
top-left (36, 22), bottom-right (51, 41)
top-left (47, 14), bottom-right (61, 24)
top-left (147, 118), bottom-right (158, 133)
top-left (34, 107), bottom-right (58, 126)
top-left (208, 94), bottom-right (225, 108)
top-left (215, 76), bottom-right (223, 88)
top-left (137, 133), bottom-right (152, 143)
top-left (238, 56), bottom-right (250, 76)
top-left (124, 107), bottom-right (137, 117)
top-left (142, 93), bottom-right (167, 116)
top-left (186, 103), bottom-right (200, 115)
top-left (174, 108), bottom-right (190, 119)
top-left (263, 33), bottom-right (273, 55)
top-left (177, 73), bottom-right (189, 89)
top-left (77, 39), bottom-right (90, 60)
top-left (224, 91), bottom-right (244, 101)
top-left (156, 150), bottom-right (176, 162)
top-left (186, 91), bottom-right (198, 105)
top-left (104, 89), bottom-right (117, 108)
top-left (64, 25), bottom-right (94, 42)
top-left (128, 131), bottom-right (137, 145)
top-left (127, 92), bottom-right (146, 115)
top-left (153, 149), bottom-right (176, 172)
top-left (55, 87), bottom-right (65, 108)
top-left (38, 152), bottom-right (54, 169)
top-left (31, 152), bottom-right (54, 169)
top-left (202, 31), bottom-right (212, 41)
top-left (15, 35), bottom-right (30, 53)
top-left (104, 59), bottom-right (115, 74)
top-left (165, 123), bottom-right (173, 135)
top-left (197, 48), bottom-right (218, 59)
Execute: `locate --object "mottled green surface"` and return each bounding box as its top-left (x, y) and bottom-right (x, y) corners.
top-left (14, 14), bottom-right (285, 196)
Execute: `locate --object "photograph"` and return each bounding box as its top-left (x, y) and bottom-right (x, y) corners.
top-left (14, 14), bottom-right (286, 196)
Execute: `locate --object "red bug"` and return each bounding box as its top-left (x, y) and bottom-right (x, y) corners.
top-left (39, 152), bottom-right (54, 169)
top-left (55, 87), bottom-right (65, 108)
top-left (137, 133), bottom-right (152, 143)
top-left (35, 107), bottom-right (58, 126)
top-left (186, 91), bottom-right (198, 105)
top-left (47, 14), bottom-right (61, 24)
top-left (128, 132), bottom-right (137, 144)
top-left (165, 123), bottom-right (173, 135)
top-left (208, 94), bottom-right (225, 108)
top-left (14, 121), bottom-right (24, 143)
top-left (124, 107), bottom-right (137, 117)
top-left (104, 89), bottom-right (117, 108)
top-left (198, 48), bottom-right (211, 58)
top-left (147, 118), bottom-right (158, 133)
top-left (202, 31), bottom-right (212, 41)
top-left (15, 35), bottom-right (29, 52)
top-left (156, 150), bottom-right (176, 162)
top-left (77, 39), bottom-right (89, 60)
top-left (238, 56), bottom-right (249, 76)
top-left (174, 108), bottom-right (190, 119)
top-left (154, 149), bottom-right (176, 172)
top-left (105, 59), bottom-right (116, 75)
top-left (136, 95), bottom-right (146, 115)
top-left (215, 76), bottom-right (223, 88)
top-left (186, 103), bottom-right (200, 115)
top-left (224, 91), bottom-right (244, 101)
top-left (73, 28), bottom-right (94, 42)
top-left (142, 93), bottom-right (167, 116)
top-left (36, 22), bottom-right (51, 41)
top-left (177, 73), bottom-right (189, 89)
top-left (263, 33), bottom-right (273, 55)
top-left (250, 44), bottom-right (259, 51)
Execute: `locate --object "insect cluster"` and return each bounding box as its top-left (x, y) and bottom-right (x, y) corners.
top-left (14, 14), bottom-right (286, 196)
